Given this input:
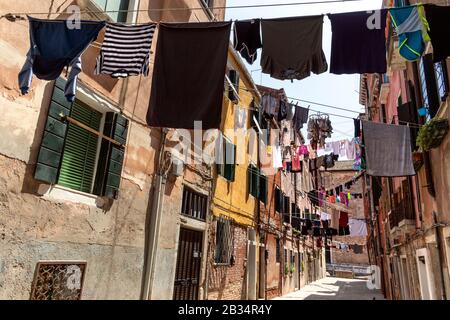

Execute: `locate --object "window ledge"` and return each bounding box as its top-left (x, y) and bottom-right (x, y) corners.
top-left (38, 184), bottom-right (102, 207)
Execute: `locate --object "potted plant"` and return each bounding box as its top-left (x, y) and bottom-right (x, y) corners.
top-left (284, 265), bottom-right (290, 277)
top-left (416, 118), bottom-right (449, 151)
top-left (290, 264), bottom-right (295, 276)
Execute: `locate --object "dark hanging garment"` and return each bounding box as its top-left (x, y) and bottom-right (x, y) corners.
top-left (362, 121), bottom-right (415, 177)
top-left (18, 17), bottom-right (105, 102)
top-left (260, 15), bottom-right (328, 81)
top-left (354, 118), bottom-right (361, 138)
top-left (329, 10), bottom-right (388, 74)
top-left (147, 22), bottom-right (232, 129)
top-left (293, 106), bottom-right (309, 133)
top-left (424, 4), bottom-right (450, 62)
top-left (233, 19), bottom-right (262, 65)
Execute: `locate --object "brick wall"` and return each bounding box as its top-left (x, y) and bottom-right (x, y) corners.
top-left (207, 222), bottom-right (248, 300)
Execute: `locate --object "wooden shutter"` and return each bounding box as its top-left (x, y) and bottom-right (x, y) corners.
top-left (34, 78), bottom-right (73, 184)
top-left (228, 70), bottom-right (239, 103)
top-left (248, 164), bottom-right (259, 198)
top-left (259, 175), bottom-right (267, 204)
top-left (58, 100), bottom-right (102, 193)
top-left (422, 54), bottom-right (440, 118)
top-left (275, 188), bottom-right (282, 213)
top-left (93, 113), bottom-right (128, 199)
top-left (224, 140), bottom-right (236, 182)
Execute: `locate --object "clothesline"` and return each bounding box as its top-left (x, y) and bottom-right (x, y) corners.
top-left (225, 85), bottom-right (423, 127)
top-left (0, 0), bottom-right (372, 17)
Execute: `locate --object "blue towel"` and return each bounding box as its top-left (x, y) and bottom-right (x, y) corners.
top-left (19, 17), bottom-right (105, 102)
top-left (390, 5), bottom-right (429, 61)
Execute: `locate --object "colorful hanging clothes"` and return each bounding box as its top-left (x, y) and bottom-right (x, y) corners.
top-left (291, 153), bottom-right (302, 172)
top-left (362, 121), bottom-right (415, 177)
top-left (425, 4), bottom-right (450, 62)
top-left (260, 15), bottom-right (328, 81)
top-left (273, 145), bottom-right (283, 168)
top-left (261, 94), bottom-right (280, 119)
top-left (95, 22), bottom-right (156, 78)
top-left (329, 10), bottom-right (388, 74)
top-left (233, 19), bottom-right (262, 65)
top-left (390, 5), bottom-right (430, 61)
top-left (18, 17), bottom-right (105, 102)
top-left (147, 22), bottom-right (232, 129)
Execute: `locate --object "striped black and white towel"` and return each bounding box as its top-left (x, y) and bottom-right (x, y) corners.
top-left (95, 23), bottom-right (157, 78)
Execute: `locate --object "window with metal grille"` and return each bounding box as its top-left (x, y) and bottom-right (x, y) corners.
top-left (181, 187), bottom-right (207, 221)
top-left (217, 136), bottom-right (236, 182)
top-left (93, 0), bottom-right (130, 22)
top-left (227, 69), bottom-right (240, 103)
top-left (214, 217), bottom-right (234, 265)
top-left (276, 238), bottom-right (281, 263)
top-left (419, 57), bottom-right (430, 112)
top-left (34, 78), bottom-right (128, 199)
top-left (30, 262), bottom-right (86, 300)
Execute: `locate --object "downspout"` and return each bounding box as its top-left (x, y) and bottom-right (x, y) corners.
top-left (142, 128), bottom-right (169, 300)
top-left (433, 211), bottom-right (448, 300)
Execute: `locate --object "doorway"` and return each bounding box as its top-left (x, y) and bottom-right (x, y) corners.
top-left (173, 228), bottom-right (203, 300)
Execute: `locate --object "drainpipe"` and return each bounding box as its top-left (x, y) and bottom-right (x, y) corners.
top-left (142, 128), bottom-right (169, 300)
top-left (433, 211), bottom-right (447, 300)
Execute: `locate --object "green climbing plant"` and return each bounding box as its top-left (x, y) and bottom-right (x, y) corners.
top-left (416, 118), bottom-right (449, 151)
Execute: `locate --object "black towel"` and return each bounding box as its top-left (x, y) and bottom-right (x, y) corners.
top-left (233, 19), bottom-right (262, 65)
top-left (425, 4), bottom-right (450, 62)
top-left (329, 10), bottom-right (388, 74)
top-left (147, 22), bottom-right (231, 129)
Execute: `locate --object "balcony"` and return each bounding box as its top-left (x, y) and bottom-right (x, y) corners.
top-left (388, 199), bottom-right (416, 236)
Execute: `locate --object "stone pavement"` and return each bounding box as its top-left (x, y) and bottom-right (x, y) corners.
top-left (273, 277), bottom-right (385, 300)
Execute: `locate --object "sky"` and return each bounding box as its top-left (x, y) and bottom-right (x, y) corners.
top-left (225, 0), bottom-right (383, 142)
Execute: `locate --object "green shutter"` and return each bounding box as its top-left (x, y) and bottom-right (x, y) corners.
top-left (248, 165), bottom-right (259, 198)
top-left (34, 78), bottom-right (73, 184)
top-left (228, 70), bottom-right (239, 103)
top-left (275, 188), bottom-right (282, 213)
top-left (224, 140), bottom-right (236, 182)
top-left (94, 113), bottom-right (128, 199)
top-left (57, 100), bottom-right (101, 193)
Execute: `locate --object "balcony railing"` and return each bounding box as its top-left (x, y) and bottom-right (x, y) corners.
top-left (389, 198), bottom-right (415, 229)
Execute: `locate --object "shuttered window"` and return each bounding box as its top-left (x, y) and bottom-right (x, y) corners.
top-left (275, 187), bottom-right (282, 213)
top-left (276, 238), bottom-right (281, 263)
top-left (259, 175), bottom-right (268, 204)
top-left (215, 217), bottom-right (234, 265)
top-left (181, 187), bottom-right (207, 221)
top-left (217, 136), bottom-right (236, 182)
top-left (248, 164), bottom-right (259, 198)
top-left (227, 69), bottom-right (240, 103)
top-left (93, 0), bottom-right (130, 23)
top-left (34, 78), bottom-right (128, 199)
top-left (58, 101), bottom-right (101, 193)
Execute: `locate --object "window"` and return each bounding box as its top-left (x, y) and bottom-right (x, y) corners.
top-left (181, 187), bottom-right (208, 221)
top-left (434, 61), bottom-right (449, 102)
top-left (283, 196), bottom-right (290, 224)
top-left (217, 136), bottom-right (236, 182)
top-left (30, 262), bottom-right (86, 300)
top-left (248, 164), bottom-right (259, 199)
top-left (284, 249), bottom-right (288, 265)
top-left (259, 175), bottom-right (268, 205)
top-left (93, 0), bottom-right (130, 23)
top-left (34, 78), bottom-right (128, 199)
top-left (419, 54), bottom-right (448, 119)
top-left (275, 187), bottom-right (283, 213)
top-left (215, 217), bottom-right (234, 264)
top-left (227, 69), bottom-right (240, 103)
top-left (276, 238), bottom-right (281, 263)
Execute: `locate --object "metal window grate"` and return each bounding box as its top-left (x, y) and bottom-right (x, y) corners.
top-left (181, 187), bottom-right (208, 221)
top-left (214, 217), bottom-right (234, 264)
top-left (30, 262), bottom-right (86, 300)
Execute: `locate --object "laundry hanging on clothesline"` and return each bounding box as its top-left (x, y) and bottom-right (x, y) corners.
top-left (362, 120), bottom-right (416, 177)
top-left (14, 4), bottom-right (450, 130)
